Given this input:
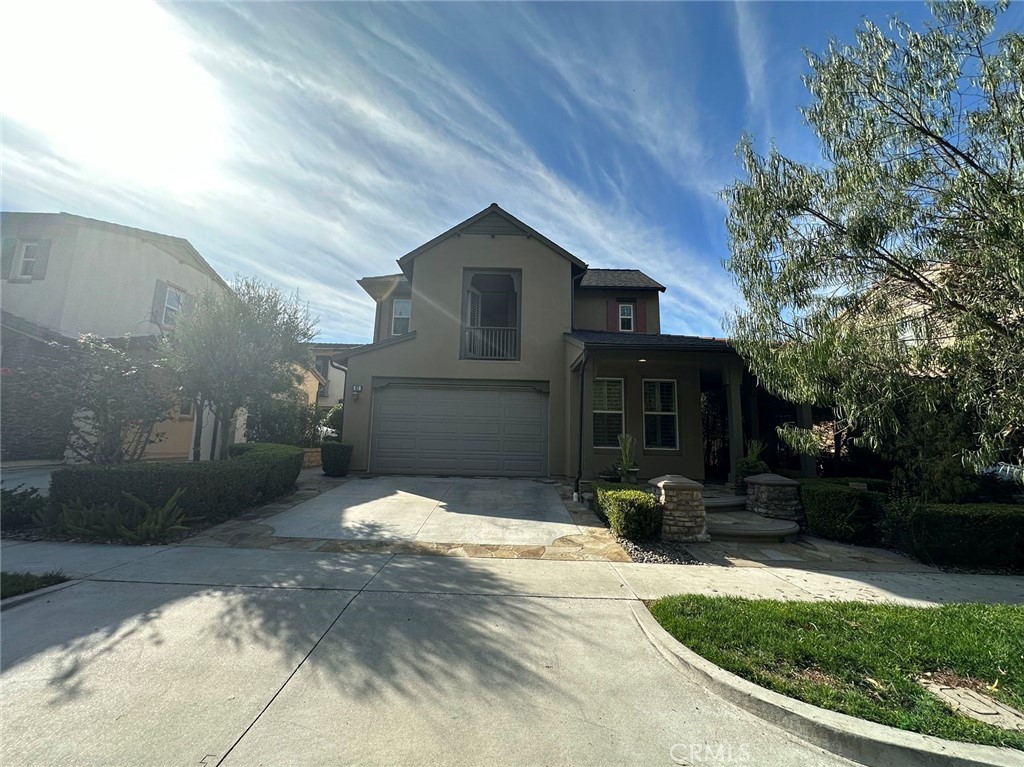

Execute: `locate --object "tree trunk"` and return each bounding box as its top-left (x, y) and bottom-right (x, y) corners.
top-left (217, 407), bottom-right (235, 461)
top-left (191, 396), bottom-right (204, 462)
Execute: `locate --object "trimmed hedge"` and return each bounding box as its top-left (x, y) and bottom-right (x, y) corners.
top-left (817, 476), bottom-right (892, 494)
top-left (50, 443), bottom-right (303, 523)
top-left (595, 484), bottom-right (661, 541)
top-left (321, 440), bottom-right (353, 477)
top-left (881, 500), bottom-right (1024, 570)
top-left (801, 480), bottom-right (887, 544)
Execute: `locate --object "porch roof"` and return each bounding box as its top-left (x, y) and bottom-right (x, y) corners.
top-left (565, 330), bottom-right (734, 353)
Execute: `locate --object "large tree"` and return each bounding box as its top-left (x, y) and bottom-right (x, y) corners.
top-left (161, 277), bottom-right (318, 460)
top-left (723, 0), bottom-right (1023, 471)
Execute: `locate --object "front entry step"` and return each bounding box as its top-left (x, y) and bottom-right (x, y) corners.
top-left (703, 494), bottom-right (747, 513)
top-left (706, 511), bottom-right (800, 543)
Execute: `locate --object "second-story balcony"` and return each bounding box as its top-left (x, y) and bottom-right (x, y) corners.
top-left (463, 326), bottom-right (518, 360)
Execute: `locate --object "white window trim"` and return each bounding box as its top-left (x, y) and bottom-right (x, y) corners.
top-left (12, 240), bottom-right (39, 281)
top-left (391, 298), bottom-right (411, 335)
top-left (593, 377), bottom-right (625, 449)
top-left (162, 284), bottom-right (188, 326)
top-left (618, 302), bottom-right (634, 332)
top-left (642, 378), bottom-right (678, 450)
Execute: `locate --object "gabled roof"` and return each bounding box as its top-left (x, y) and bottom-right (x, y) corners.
top-left (566, 330), bottom-right (733, 352)
top-left (396, 204), bottom-right (587, 279)
top-left (580, 268), bottom-right (665, 292)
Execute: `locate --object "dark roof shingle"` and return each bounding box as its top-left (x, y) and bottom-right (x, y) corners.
top-left (579, 269), bottom-right (665, 291)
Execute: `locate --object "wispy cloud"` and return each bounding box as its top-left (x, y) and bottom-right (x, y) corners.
top-left (732, 1), bottom-right (773, 139)
top-left (3, 1), bottom-right (747, 341)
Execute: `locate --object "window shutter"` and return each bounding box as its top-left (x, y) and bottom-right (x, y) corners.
top-left (31, 240), bottom-right (51, 280)
top-left (636, 300), bottom-right (647, 333)
top-left (151, 280), bottom-right (168, 325)
top-left (1, 239), bottom-right (15, 280)
top-left (606, 299), bottom-right (617, 331)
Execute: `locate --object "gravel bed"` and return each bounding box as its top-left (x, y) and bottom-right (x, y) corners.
top-left (616, 536), bottom-right (705, 565)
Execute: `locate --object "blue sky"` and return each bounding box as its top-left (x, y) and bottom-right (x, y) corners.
top-left (2, 1), bottom-right (962, 342)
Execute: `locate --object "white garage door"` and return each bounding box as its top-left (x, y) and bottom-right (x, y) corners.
top-left (370, 383), bottom-right (548, 476)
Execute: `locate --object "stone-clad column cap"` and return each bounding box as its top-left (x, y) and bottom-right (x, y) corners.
top-left (648, 475), bottom-right (704, 490)
top-left (745, 472), bottom-right (801, 487)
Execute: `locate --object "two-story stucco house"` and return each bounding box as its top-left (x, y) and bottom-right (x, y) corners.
top-left (0, 212), bottom-right (235, 462)
top-left (336, 204), bottom-right (750, 487)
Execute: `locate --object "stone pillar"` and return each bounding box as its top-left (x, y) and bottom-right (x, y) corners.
top-left (745, 473), bottom-right (804, 525)
top-left (649, 475), bottom-right (711, 542)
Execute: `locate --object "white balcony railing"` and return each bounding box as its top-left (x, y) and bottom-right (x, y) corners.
top-left (464, 326), bottom-right (518, 360)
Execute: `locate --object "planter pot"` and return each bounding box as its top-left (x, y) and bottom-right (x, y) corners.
top-left (599, 474), bottom-right (621, 483)
top-left (620, 468), bottom-right (640, 485)
top-left (321, 441), bottom-right (353, 477)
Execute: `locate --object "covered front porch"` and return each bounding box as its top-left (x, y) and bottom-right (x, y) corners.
top-left (565, 330), bottom-right (750, 487)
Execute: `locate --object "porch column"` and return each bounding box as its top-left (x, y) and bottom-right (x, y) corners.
top-left (725, 363), bottom-right (744, 484)
top-left (796, 403), bottom-right (816, 478)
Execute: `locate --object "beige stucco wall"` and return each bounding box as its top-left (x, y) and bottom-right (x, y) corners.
top-left (567, 347), bottom-right (744, 482)
top-left (146, 405), bottom-right (195, 461)
top-left (343, 234), bottom-right (575, 475)
top-left (1, 213), bottom-right (223, 339)
top-left (573, 288), bottom-right (661, 333)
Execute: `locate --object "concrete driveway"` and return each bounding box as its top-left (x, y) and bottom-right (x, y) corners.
top-left (0, 545), bottom-right (854, 767)
top-left (261, 476), bottom-right (582, 546)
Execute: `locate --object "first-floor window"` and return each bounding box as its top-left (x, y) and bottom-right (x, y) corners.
top-left (163, 285), bottom-right (187, 326)
top-left (391, 298), bottom-right (411, 335)
top-left (593, 378), bottom-right (624, 448)
top-left (643, 379), bottom-right (677, 449)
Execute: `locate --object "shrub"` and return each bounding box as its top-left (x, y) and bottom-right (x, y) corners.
top-left (0, 484), bottom-right (49, 530)
top-left (816, 477), bottom-right (892, 494)
top-left (50, 443), bottom-right (303, 524)
top-left (801, 480), bottom-right (887, 544)
top-left (736, 439), bottom-right (770, 493)
top-left (881, 500), bottom-right (1024, 570)
top-left (325, 404), bottom-right (344, 435)
top-left (321, 441), bottom-right (353, 477)
top-left (595, 484), bottom-right (661, 541)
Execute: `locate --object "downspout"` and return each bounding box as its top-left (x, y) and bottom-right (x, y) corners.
top-left (575, 350), bottom-right (588, 496)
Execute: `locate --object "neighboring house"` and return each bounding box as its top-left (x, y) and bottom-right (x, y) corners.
top-left (0, 212), bottom-right (231, 463)
top-left (309, 343), bottom-right (362, 409)
top-left (336, 204), bottom-right (752, 485)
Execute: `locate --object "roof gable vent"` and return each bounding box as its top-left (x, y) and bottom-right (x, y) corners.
top-left (461, 211), bottom-right (528, 237)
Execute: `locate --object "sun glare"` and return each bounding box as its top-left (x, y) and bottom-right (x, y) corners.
top-left (1, 0), bottom-right (227, 195)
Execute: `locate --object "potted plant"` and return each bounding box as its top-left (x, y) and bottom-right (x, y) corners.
top-left (736, 438), bottom-right (770, 493)
top-left (617, 433), bottom-right (640, 485)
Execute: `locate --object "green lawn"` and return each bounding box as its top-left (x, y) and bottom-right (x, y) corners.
top-left (649, 596), bottom-right (1024, 750)
top-left (1, 570), bottom-right (69, 600)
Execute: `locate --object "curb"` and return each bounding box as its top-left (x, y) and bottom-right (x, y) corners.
top-left (630, 604), bottom-right (1024, 767)
top-left (0, 579), bottom-right (82, 611)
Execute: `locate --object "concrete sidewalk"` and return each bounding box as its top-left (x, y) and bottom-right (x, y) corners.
top-left (4, 540), bottom-right (1022, 605)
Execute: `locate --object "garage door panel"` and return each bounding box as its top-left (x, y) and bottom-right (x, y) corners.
top-left (371, 384), bottom-right (548, 476)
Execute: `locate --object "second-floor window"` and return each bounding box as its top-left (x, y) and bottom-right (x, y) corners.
top-left (618, 302), bottom-right (634, 332)
top-left (163, 285), bottom-right (187, 326)
top-left (391, 299), bottom-right (411, 335)
top-left (18, 243), bottom-right (39, 278)
top-left (315, 355), bottom-right (330, 397)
